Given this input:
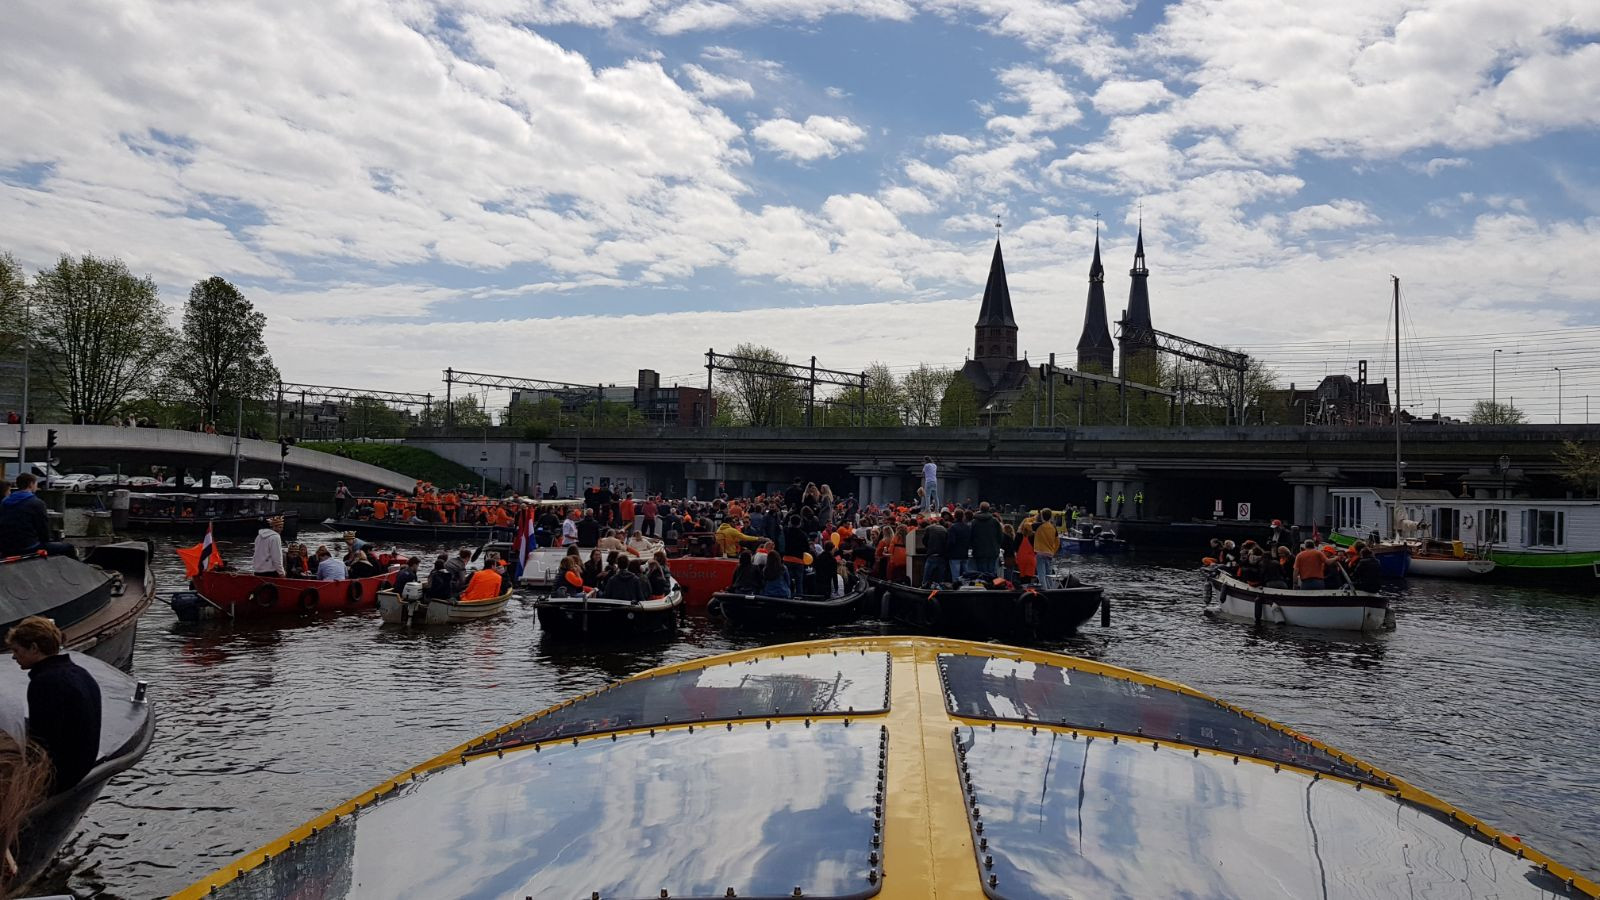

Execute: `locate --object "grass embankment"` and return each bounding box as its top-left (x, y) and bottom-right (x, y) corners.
top-left (299, 442), bottom-right (501, 492)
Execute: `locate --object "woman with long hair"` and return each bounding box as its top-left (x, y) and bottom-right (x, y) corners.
top-left (1, 734), bottom-right (52, 890)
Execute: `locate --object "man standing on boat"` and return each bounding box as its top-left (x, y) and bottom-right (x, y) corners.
top-left (921, 457), bottom-right (938, 512)
top-left (969, 503), bottom-right (1003, 576)
top-left (251, 516), bottom-right (286, 577)
top-left (6, 616), bottom-right (100, 793)
top-left (1292, 540), bottom-right (1327, 590)
top-left (1032, 509), bottom-right (1060, 589)
top-left (333, 482), bottom-right (352, 518)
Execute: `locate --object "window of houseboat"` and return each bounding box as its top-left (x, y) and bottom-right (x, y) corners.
top-left (1335, 495), bottom-right (1363, 530)
top-left (1433, 507), bottom-right (1457, 541)
top-left (1528, 509), bottom-right (1565, 548)
top-left (1482, 508), bottom-right (1509, 543)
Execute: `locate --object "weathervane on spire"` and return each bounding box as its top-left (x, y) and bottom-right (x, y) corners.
top-left (1094, 210), bottom-right (1100, 237)
top-left (995, 215), bottom-right (1002, 237)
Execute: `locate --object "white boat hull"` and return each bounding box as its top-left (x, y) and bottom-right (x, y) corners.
top-left (1203, 573), bottom-right (1393, 632)
top-left (378, 590), bottom-right (510, 625)
top-left (1406, 556), bottom-right (1495, 578)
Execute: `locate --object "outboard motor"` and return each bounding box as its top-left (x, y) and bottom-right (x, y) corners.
top-left (401, 582), bottom-right (424, 602)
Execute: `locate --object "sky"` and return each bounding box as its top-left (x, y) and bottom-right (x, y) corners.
top-left (3, 0), bottom-right (1600, 422)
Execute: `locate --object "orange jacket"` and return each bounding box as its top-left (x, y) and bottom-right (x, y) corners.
top-left (461, 568), bottom-right (503, 601)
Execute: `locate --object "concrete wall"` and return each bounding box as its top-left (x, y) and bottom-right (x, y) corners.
top-left (2, 424), bottom-right (413, 492)
top-left (405, 439), bottom-right (649, 496)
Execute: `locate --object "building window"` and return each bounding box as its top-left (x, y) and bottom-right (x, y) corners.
top-left (1529, 509), bottom-right (1565, 548)
top-left (1481, 509), bottom-right (1507, 543)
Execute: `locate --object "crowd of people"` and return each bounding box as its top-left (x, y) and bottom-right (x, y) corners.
top-left (1206, 535), bottom-right (1384, 592)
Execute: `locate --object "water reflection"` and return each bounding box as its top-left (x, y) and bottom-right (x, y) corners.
top-left (35, 533), bottom-right (1600, 898)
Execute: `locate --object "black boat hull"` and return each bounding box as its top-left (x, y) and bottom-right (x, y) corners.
top-left (323, 517), bottom-right (507, 543)
top-left (535, 597), bottom-right (680, 638)
top-left (127, 510), bottom-right (300, 541)
top-left (710, 586), bottom-right (870, 627)
top-left (873, 578), bottom-right (1103, 640)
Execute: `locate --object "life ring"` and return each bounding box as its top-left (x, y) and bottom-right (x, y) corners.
top-left (348, 581), bottom-right (366, 605)
top-left (298, 587), bottom-right (320, 612)
top-left (1462, 514), bottom-right (1474, 529)
top-left (250, 583), bottom-right (279, 609)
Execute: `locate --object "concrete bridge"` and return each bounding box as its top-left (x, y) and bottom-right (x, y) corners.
top-left (2, 424), bottom-right (413, 494)
top-left (510, 423), bottom-right (1600, 529)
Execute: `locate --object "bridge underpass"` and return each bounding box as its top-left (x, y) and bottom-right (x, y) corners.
top-left (4, 425), bottom-right (414, 499)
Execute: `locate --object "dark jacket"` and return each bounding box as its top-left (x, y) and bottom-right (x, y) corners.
top-left (0, 490), bottom-right (52, 555)
top-left (426, 567), bottom-right (455, 599)
top-left (1351, 557), bottom-right (1383, 592)
top-left (28, 654), bottom-right (102, 793)
top-left (576, 518), bottom-right (601, 547)
top-left (946, 521), bottom-right (972, 562)
top-left (969, 512), bottom-right (1003, 560)
top-left (920, 522), bottom-right (949, 556)
top-left (600, 569), bottom-right (648, 603)
top-left (392, 567), bottom-right (418, 594)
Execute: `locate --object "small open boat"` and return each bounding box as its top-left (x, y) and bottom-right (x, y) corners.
top-left (171, 636), bottom-right (1598, 900)
top-left (1406, 539), bottom-right (1496, 578)
top-left (178, 569), bottom-right (396, 620)
top-left (1061, 523), bottom-right (1129, 553)
top-left (873, 574), bottom-right (1104, 639)
top-left (1204, 569), bottom-right (1394, 631)
top-left (0, 541), bottom-right (155, 671)
top-left (377, 586), bottom-right (511, 625)
top-left (2, 650), bottom-right (156, 895)
top-left (708, 582), bottom-right (872, 626)
top-left (534, 584), bottom-right (682, 638)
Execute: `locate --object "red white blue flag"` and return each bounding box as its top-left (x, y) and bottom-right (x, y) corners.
top-left (512, 507), bottom-right (536, 579)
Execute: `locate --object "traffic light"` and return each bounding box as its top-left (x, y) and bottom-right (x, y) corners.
top-left (279, 436), bottom-right (295, 459)
top-left (46, 429), bottom-right (58, 457)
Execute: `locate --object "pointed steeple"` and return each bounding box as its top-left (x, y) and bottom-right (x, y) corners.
top-left (976, 240), bottom-right (1016, 328)
top-left (1119, 220), bottom-right (1157, 378)
top-left (1077, 226), bottom-right (1113, 374)
top-left (974, 235), bottom-right (1018, 365)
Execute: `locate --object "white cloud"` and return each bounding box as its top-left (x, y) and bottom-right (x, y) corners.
top-left (879, 186), bottom-right (936, 215)
top-left (1090, 79), bottom-right (1174, 114)
top-left (984, 66), bottom-right (1081, 138)
top-left (1414, 157), bottom-right (1470, 176)
top-left (680, 63), bottom-right (754, 98)
top-left (824, 86), bottom-right (850, 99)
top-left (1284, 199), bottom-right (1378, 234)
top-left (751, 115), bottom-right (867, 161)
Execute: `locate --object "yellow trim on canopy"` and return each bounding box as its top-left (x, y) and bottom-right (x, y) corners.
top-left (171, 636), bottom-right (1600, 899)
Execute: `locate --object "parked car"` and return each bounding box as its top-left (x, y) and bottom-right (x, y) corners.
top-left (201, 475), bottom-right (235, 489)
top-left (92, 473), bottom-right (132, 487)
top-left (51, 473), bottom-right (97, 491)
top-left (239, 478), bottom-right (274, 491)
top-left (127, 476), bottom-right (161, 487)
top-left (161, 477), bottom-right (201, 487)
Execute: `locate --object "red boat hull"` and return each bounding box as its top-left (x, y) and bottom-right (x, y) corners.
top-left (667, 557), bottom-right (739, 610)
top-left (192, 570), bottom-right (396, 618)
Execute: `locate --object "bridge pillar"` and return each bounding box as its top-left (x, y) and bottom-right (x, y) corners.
top-left (1280, 467), bottom-right (1341, 533)
top-left (686, 477), bottom-right (698, 499)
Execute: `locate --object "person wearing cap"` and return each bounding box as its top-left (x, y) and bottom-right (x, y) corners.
top-left (251, 516), bottom-right (286, 577)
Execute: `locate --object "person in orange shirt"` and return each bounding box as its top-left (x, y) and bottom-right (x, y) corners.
top-left (372, 498), bottom-right (389, 520)
top-left (461, 557), bottom-right (505, 600)
top-left (442, 492), bottom-right (458, 523)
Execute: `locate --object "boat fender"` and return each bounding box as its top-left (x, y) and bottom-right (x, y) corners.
top-left (250, 583), bottom-right (280, 609)
top-left (348, 581), bottom-right (365, 605)
top-left (924, 593), bottom-right (941, 627)
top-left (1205, 579), bottom-right (1214, 604)
top-left (298, 587), bottom-right (320, 612)
top-left (1268, 603), bottom-right (1286, 625)
top-left (1462, 514), bottom-right (1474, 529)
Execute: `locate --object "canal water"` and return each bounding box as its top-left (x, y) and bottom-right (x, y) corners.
top-left (36, 532), bottom-right (1600, 897)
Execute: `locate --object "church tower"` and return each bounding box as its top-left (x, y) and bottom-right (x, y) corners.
top-left (974, 239), bottom-right (1018, 371)
top-left (1076, 230), bottom-right (1114, 374)
top-left (1118, 224), bottom-right (1158, 380)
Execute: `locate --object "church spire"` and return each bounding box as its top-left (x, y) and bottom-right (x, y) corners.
top-left (1077, 225), bottom-right (1113, 373)
top-left (1119, 219), bottom-right (1157, 378)
top-left (974, 228), bottom-right (1018, 365)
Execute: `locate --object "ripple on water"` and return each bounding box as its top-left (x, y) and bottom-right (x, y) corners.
top-left (31, 536), bottom-right (1600, 897)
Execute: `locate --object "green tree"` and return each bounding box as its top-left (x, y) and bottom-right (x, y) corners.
top-left (420, 395), bottom-right (493, 429)
top-left (940, 373), bottom-right (979, 427)
top-left (901, 364), bottom-right (951, 426)
top-left (1554, 440), bottom-right (1600, 498)
top-left (31, 254), bottom-right (173, 423)
top-left (0, 252), bottom-right (25, 358)
top-left (345, 396), bottom-right (411, 439)
top-left (1469, 400), bottom-right (1526, 425)
top-left (167, 276), bottom-right (279, 424)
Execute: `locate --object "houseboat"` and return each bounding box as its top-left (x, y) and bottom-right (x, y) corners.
top-left (1330, 487), bottom-right (1599, 583)
top-left (127, 491), bottom-right (299, 540)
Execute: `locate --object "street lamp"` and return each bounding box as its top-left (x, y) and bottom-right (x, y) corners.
top-left (1555, 367), bottom-right (1563, 425)
top-left (1492, 349), bottom-right (1502, 414)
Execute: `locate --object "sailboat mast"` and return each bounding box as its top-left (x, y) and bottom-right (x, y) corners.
top-left (1393, 275), bottom-right (1402, 537)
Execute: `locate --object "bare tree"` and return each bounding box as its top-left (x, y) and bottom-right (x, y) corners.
top-left (901, 364), bottom-right (951, 426)
top-left (1554, 440), bottom-right (1600, 498)
top-left (1167, 356), bottom-right (1279, 425)
top-left (1469, 400), bottom-right (1525, 425)
top-left (31, 254), bottom-right (173, 423)
top-left (719, 343), bottom-right (804, 426)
